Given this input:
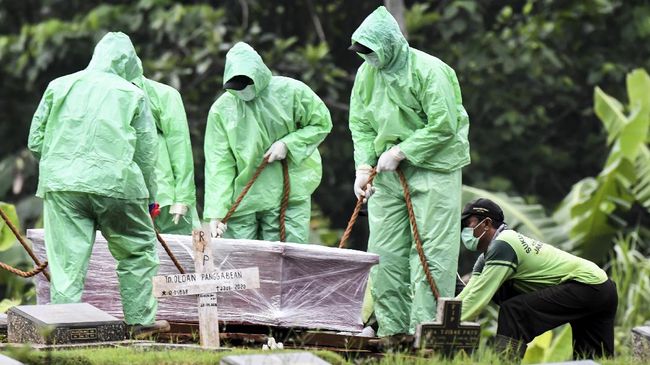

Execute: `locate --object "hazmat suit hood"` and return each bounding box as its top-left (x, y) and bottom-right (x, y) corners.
top-left (87, 32), bottom-right (143, 82)
top-left (223, 42), bottom-right (272, 96)
top-left (351, 6), bottom-right (409, 72)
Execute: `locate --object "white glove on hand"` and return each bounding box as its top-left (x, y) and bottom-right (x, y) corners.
top-left (376, 146), bottom-right (406, 172)
top-left (210, 219), bottom-right (227, 238)
top-left (169, 203), bottom-right (189, 225)
top-left (264, 141), bottom-right (288, 163)
top-left (353, 165), bottom-right (375, 203)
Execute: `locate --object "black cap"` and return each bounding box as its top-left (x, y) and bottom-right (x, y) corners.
top-left (348, 42), bottom-right (373, 54)
top-left (461, 198), bottom-right (505, 223)
top-left (223, 75), bottom-right (253, 90)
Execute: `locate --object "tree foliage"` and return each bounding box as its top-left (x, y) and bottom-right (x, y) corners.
top-left (1, 0), bottom-right (649, 251)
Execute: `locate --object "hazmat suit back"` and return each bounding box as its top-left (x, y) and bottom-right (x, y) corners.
top-left (29, 32), bottom-right (158, 200)
top-left (27, 32), bottom-right (159, 325)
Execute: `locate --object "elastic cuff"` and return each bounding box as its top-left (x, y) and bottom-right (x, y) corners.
top-left (356, 164), bottom-right (373, 175)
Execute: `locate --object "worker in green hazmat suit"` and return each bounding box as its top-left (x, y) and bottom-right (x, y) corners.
top-left (348, 6), bottom-right (470, 336)
top-left (27, 32), bottom-right (165, 334)
top-left (204, 42), bottom-right (332, 243)
top-left (131, 58), bottom-right (198, 235)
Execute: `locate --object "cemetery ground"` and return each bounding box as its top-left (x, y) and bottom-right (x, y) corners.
top-left (0, 344), bottom-right (643, 365)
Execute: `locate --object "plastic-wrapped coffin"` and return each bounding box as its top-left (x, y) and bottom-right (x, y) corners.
top-left (27, 229), bottom-right (379, 332)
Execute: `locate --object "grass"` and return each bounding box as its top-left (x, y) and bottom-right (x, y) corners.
top-left (1, 345), bottom-right (644, 365)
top-left (1, 347), bottom-right (348, 365)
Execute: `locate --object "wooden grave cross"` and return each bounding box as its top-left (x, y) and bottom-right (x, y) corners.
top-left (152, 226), bottom-right (260, 348)
top-left (413, 297), bottom-right (480, 356)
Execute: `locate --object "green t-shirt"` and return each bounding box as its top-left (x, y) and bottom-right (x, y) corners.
top-left (457, 229), bottom-right (607, 321)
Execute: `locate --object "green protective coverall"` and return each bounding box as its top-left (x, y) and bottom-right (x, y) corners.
top-left (27, 32), bottom-right (159, 325)
top-left (133, 72), bottom-right (198, 235)
top-left (204, 42), bottom-right (332, 243)
top-left (349, 6), bottom-right (470, 336)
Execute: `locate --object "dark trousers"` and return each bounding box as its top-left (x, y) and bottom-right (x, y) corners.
top-left (494, 279), bottom-right (617, 359)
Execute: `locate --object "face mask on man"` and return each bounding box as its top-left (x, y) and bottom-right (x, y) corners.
top-left (358, 52), bottom-right (381, 68)
top-left (229, 84), bottom-right (256, 101)
top-left (461, 218), bottom-right (488, 251)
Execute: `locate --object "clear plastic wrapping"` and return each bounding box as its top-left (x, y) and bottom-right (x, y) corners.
top-left (28, 229), bottom-right (378, 332)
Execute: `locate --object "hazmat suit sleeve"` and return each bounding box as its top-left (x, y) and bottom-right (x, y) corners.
top-left (279, 84), bottom-right (332, 165)
top-left (157, 88), bottom-right (196, 205)
top-left (397, 75), bottom-right (459, 167)
top-left (459, 265), bottom-right (513, 322)
top-left (28, 88), bottom-right (54, 159)
top-left (132, 95), bottom-right (158, 202)
top-left (204, 108), bottom-right (236, 219)
top-left (349, 70), bottom-right (378, 168)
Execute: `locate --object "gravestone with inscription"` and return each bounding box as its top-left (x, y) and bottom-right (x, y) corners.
top-left (7, 303), bottom-right (125, 345)
top-left (413, 298), bottom-right (480, 356)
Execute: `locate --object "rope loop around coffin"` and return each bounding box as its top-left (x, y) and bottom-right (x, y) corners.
top-left (0, 206), bottom-right (50, 281)
top-left (0, 260), bottom-right (48, 278)
top-left (337, 167), bottom-right (440, 300)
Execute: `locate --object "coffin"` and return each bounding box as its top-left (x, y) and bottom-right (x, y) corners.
top-left (28, 229), bottom-right (378, 332)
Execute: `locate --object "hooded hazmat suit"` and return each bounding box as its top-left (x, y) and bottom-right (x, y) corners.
top-left (204, 42), bottom-right (332, 243)
top-left (27, 32), bottom-right (160, 325)
top-left (349, 7), bottom-right (470, 336)
top-left (132, 66), bottom-right (198, 235)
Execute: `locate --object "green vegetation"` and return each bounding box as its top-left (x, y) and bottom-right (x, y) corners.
top-left (1, 346), bottom-right (645, 365)
top-left (0, 1), bottom-right (649, 363)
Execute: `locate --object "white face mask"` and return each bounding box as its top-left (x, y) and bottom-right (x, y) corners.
top-left (231, 84), bottom-right (256, 101)
top-left (358, 52), bottom-right (381, 68)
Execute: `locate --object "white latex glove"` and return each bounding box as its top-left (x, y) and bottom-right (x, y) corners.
top-left (376, 146), bottom-right (406, 172)
top-left (210, 219), bottom-right (227, 238)
top-left (169, 203), bottom-right (188, 225)
top-left (264, 141), bottom-right (288, 163)
top-left (353, 165), bottom-right (375, 203)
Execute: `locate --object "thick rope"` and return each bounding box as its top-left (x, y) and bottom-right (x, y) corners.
top-left (221, 157), bottom-right (290, 242)
top-left (337, 168), bottom-right (439, 300)
top-left (338, 170), bottom-right (377, 249)
top-left (397, 169), bottom-right (440, 300)
top-left (0, 260), bottom-right (49, 278)
top-left (279, 160), bottom-right (290, 242)
top-left (0, 206), bottom-right (50, 281)
top-left (155, 230), bottom-right (186, 274)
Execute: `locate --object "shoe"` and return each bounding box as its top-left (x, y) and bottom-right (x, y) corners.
top-left (127, 320), bottom-right (171, 339)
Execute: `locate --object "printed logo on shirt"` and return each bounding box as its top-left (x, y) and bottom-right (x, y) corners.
top-left (517, 233), bottom-right (543, 255)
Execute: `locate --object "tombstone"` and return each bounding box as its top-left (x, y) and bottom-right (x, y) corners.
top-left (220, 352), bottom-right (331, 365)
top-left (151, 225), bottom-right (260, 348)
top-left (7, 303), bottom-right (125, 345)
top-left (413, 298), bottom-right (480, 356)
top-left (632, 326), bottom-right (650, 362)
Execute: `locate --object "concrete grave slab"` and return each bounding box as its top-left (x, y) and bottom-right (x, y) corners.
top-left (220, 352), bottom-right (330, 365)
top-left (0, 354), bottom-right (24, 365)
top-left (632, 326), bottom-right (650, 362)
top-left (7, 303), bottom-right (125, 345)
